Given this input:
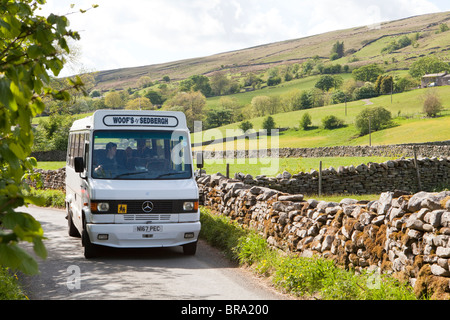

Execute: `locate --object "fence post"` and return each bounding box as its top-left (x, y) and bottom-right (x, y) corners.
top-left (319, 161), bottom-right (322, 196)
top-left (413, 147), bottom-right (422, 191)
top-left (226, 163), bottom-right (230, 179)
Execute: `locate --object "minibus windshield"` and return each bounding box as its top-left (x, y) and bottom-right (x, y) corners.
top-left (91, 130), bottom-right (192, 180)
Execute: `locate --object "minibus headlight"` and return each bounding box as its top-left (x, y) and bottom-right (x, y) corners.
top-left (97, 202), bottom-right (110, 212)
top-left (183, 201), bottom-right (198, 211)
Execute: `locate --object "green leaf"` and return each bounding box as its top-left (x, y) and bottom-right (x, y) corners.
top-left (33, 237), bottom-right (47, 260)
top-left (0, 79), bottom-right (16, 111)
top-left (2, 211), bottom-right (43, 237)
top-left (9, 142), bottom-right (26, 159)
top-left (0, 19), bottom-right (11, 31)
top-left (24, 195), bottom-right (46, 207)
top-left (27, 44), bottom-right (42, 59)
top-left (0, 243), bottom-right (39, 275)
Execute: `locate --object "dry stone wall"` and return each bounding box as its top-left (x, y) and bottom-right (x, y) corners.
top-left (201, 141), bottom-right (450, 159)
top-left (27, 168), bottom-right (66, 191)
top-left (197, 173), bottom-right (450, 297)
top-left (234, 156), bottom-right (450, 195)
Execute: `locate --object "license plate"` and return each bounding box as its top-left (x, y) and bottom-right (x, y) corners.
top-left (133, 225), bottom-right (163, 233)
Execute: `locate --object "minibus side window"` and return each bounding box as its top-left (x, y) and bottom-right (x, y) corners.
top-left (70, 134), bottom-right (77, 167)
top-left (76, 133), bottom-right (83, 158)
top-left (83, 133), bottom-right (90, 172)
top-left (67, 134), bottom-right (73, 167)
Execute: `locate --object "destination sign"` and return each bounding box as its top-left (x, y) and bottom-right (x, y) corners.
top-left (103, 115), bottom-right (178, 127)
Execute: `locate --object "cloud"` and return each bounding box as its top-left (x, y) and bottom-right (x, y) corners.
top-left (304, 0), bottom-right (440, 35)
top-left (41, 0), bottom-right (444, 76)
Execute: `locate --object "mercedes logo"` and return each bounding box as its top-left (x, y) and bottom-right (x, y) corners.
top-left (142, 201), bottom-right (154, 213)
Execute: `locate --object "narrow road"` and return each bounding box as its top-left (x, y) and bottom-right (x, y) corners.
top-left (19, 206), bottom-right (290, 301)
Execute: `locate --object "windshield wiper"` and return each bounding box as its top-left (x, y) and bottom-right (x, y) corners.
top-left (114, 171), bottom-right (148, 178)
top-left (154, 172), bottom-right (187, 179)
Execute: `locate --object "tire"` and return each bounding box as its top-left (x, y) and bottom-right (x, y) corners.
top-left (67, 210), bottom-right (81, 238)
top-left (183, 241), bottom-right (197, 256)
top-left (82, 229), bottom-right (99, 259)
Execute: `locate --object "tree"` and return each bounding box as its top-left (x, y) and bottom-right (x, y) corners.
top-left (210, 71), bottom-right (230, 96)
top-left (239, 120), bottom-right (253, 134)
top-left (262, 116), bottom-right (276, 135)
top-left (136, 76), bottom-right (152, 88)
top-left (330, 90), bottom-right (347, 104)
top-left (315, 75), bottom-right (335, 91)
top-left (375, 75), bottom-right (393, 95)
top-left (380, 76), bottom-right (393, 95)
top-left (381, 35), bottom-right (411, 53)
top-left (315, 75), bottom-right (342, 91)
top-left (267, 76), bottom-right (281, 86)
top-left (33, 113), bottom-right (74, 152)
top-left (144, 90), bottom-right (165, 105)
top-left (439, 23), bottom-right (449, 33)
top-left (423, 89), bottom-right (443, 117)
top-left (164, 91), bottom-right (206, 131)
top-left (409, 56), bottom-right (450, 78)
top-left (125, 97), bottom-right (153, 110)
top-left (90, 90), bottom-right (101, 98)
top-left (355, 106), bottom-right (392, 135)
top-left (243, 73), bottom-right (263, 89)
top-left (104, 91), bottom-right (123, 109)
top-left (394, 75), bottom-right (418, 93)
top-left (299, 112), bottom-right (312, 130)
top-left (299, 91), bottom-right (313, 109)
top-left (205, 109), bottom-right (233, 129)
top-left (190, 75), bottom-right (212, 97)
top-left (281, 90), bottom-right (303, 111)
top-left (352, 82), bottom-right (378, 100)
top-left (352, 64), bottom-right (384, 83)
top-left (330, 41), bottom-right (344, 60)
top-left (322, 115), bottom-right (344, 129)
top-left (0, 0), bottom-right (86, 275)
top-left (251, 96), bottom-right (271, 117)
top-left (218, 96), bottom-right (241, 121)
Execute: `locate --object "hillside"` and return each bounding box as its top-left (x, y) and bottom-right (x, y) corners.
top-left (193, 85), bottom-right (450, 151)
top-left (91, 11), bottom-right (450, 91)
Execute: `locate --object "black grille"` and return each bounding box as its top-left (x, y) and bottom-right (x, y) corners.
top-left (93, 200), bottom-right (197, 214)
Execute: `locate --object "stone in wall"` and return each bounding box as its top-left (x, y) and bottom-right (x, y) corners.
top-left (26, 168), bottom-right (66, 192)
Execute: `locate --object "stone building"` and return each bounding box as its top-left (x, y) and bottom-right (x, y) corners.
top-left (421, 72), bottom-right (450, 88)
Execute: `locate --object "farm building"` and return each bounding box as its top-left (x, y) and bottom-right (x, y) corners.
top-left (421, 72), bottom-right (450, 88)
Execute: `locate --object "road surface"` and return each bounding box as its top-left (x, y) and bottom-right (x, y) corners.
top-left (19, 205), bottom-right (291, 301)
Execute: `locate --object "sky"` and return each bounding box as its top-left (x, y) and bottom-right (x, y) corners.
top-left (39, 0), bottom-right (450, 77)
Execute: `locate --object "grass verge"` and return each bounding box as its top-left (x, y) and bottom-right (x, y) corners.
top-left (23, 188), bottom-right (66, 208)
top-left (199, 206), bottom-right (418, 300)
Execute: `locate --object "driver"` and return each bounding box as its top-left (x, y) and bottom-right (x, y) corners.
top-left (94, 142), bottom-right (118, 177)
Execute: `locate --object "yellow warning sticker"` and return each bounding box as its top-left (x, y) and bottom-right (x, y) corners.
top-left (118, 204), bottom-right (127, 214)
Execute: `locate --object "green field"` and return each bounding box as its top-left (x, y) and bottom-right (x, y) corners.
top-left (200, 156), bottom-right (399, 178)
top-left (205, 73), bottom-right (354, 110)
top-left (195, 86), bottom-right (450, 150)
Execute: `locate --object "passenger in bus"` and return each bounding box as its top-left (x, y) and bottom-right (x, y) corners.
top-left (124, 146), bottom-right (136, 170)
top-left (94, 142), bottom-right (118, 177)
top-left (135, 139), bottom-right (152, 157)
top-left (133, 139), bottom-right (153, 167)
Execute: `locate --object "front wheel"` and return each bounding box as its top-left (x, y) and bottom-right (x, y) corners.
top-left (183, 241), bottom-right (197, 255)
top-left (67, 210), bottom-right (80, 238)
top-left (82, 229), bottom-right (99, 259)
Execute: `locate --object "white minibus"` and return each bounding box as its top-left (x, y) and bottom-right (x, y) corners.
top-left (65, 110), bottom-right (201, 258)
